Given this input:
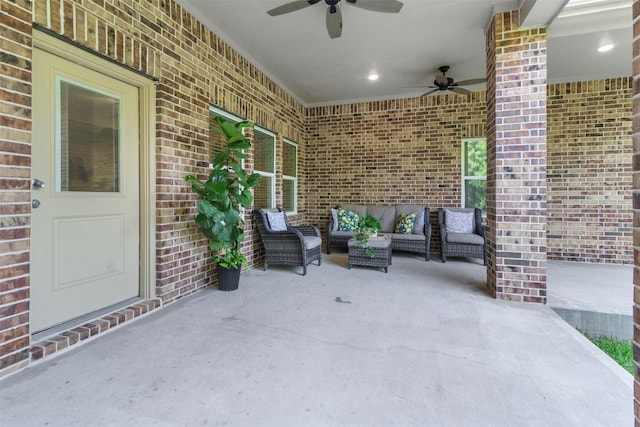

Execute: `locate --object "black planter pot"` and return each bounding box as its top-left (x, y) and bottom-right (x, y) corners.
top-left (216, 264), bottom-right (241, 291)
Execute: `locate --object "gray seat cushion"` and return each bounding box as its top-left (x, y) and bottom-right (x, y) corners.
top-left (447, 232), bottom-right (484, 245)
top-left (388, 233), bottom-right (425, 241)
top-left (330, 230), bottom-right (357, 238)
top-left (303, 236), bottom-right (322, 250)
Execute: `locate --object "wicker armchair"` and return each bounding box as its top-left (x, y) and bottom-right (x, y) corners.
top-left (253, 208), bottom-right (322, 275)
top-left (438, 208), bottom-right (486, 265)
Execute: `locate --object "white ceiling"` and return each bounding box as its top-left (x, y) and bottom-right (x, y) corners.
top-left (176, 0), bottom-right (632, 107)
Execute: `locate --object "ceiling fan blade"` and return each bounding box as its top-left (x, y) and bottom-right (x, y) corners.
top-left (267, 0), bottom-right (321, 16)
top-left (450, 87), bottom-right (471, 95)
top-left (346, 0), bottom-right (403, 13)
top-left (420, 88), bottom-right (439, 97)
top-left (454, 78), bottom-right (486, 86)
top-left (326, 5), bottom-right (342, 39)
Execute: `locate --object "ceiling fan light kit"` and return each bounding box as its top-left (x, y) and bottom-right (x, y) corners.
top-left (267, 0), bottom-right (404, 39)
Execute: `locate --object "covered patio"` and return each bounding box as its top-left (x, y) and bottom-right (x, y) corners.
top-left (0, 255), bottom-right (631, 426)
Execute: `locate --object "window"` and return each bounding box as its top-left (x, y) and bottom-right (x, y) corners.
top-left (252, 126), bottom-right (275, 209)
top-left (462, 138), bottom-right (487, 212)
top-left (282, 139), bottom-right (298, 213)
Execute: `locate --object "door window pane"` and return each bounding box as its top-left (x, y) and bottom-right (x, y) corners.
top-left (58, 80), bottom-right (120, 192)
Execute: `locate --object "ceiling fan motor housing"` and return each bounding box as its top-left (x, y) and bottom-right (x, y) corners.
top-left (267, 0), bottom-right (404, 38)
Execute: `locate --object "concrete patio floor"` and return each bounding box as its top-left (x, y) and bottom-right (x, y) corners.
top-left (0, 253), bottom-right (633, 426)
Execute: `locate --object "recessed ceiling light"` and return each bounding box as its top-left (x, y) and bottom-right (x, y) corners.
top-left (598, 43), bottom-right (615, 53)
top-left (368, 73), bottom-right (379, 81)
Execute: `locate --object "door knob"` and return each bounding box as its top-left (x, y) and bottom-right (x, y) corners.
top-left (31, 179), bottom-right (45, 190)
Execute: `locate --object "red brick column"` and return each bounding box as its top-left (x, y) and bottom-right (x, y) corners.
top-left (632, 0), bottom-right (640, 421)
top-left (0, 0), bottom-right (33, 375)
top-left (486, 11), bottom-right (547, 303)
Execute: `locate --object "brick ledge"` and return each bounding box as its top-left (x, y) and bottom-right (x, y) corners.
top-left (29, 299), bottom-right (163, 364)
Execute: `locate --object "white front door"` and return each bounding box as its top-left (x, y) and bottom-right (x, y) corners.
top-left (31, 47), bottom-right (140, 332)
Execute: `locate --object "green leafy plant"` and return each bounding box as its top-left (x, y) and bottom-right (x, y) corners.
top-left (358, 214), bottom-right (381, 235)
top-left (354, 214), bottom-right (382, 258)
top-left (185, 117), bottom-right (261, 270)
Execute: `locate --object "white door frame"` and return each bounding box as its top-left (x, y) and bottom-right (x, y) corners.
top-left (33, 31), bottom-right (156, 302)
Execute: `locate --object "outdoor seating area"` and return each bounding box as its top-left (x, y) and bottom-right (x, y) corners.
top-left (255, 205), bottom-right (489, 272)
top-left (326, 204), bottom-right (431, 259)
top-left (254, 205), bottom-right (492, 273)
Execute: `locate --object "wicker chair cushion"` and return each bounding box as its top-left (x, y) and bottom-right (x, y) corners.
top-left (445, 210), bottom-right (474, 233)
top-left (388, 232), bottom-right (425, 241)
top-left (337, 209), bottom-right (359, 231)
top-left (266, 211), bottom-right (287, 231)
top-left (330, 230), bottom-right (358, 237)
top-left (447, 232), bottom-right (484, 245)
top-left (396, 204), bottom-right (425, 234)
top-left (303, 236), bottom-right (322, 250)
top-left (394, 212), bottom-right (416, 234)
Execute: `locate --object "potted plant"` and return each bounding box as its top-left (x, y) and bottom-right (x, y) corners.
top-left (185, 117), bottom-right (261, 291)
top-left (354, 214), bottom-right (382, 258)
top-left (358, 214), bottom-right (382, 238)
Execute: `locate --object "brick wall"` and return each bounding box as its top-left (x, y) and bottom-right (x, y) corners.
top-left (486, 10), bottom-right (548, 303)
top-left (0, 0), bottom-right (32, 376)
top-left (305, 95), bottom-right (486, 241)
top-left (548, 79), bottom-right (633, 263)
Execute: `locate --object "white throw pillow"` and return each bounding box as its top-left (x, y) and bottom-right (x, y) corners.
top-left (266, 211), bottom-right (287, 231)
top-left (445, 210), bottom-right (474, 234)
top-left (331, 208), bottom-right (339, 231)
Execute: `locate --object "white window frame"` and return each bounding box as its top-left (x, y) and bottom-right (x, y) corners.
top-left (253, 126), bottom-right (276, 209)
top-left (462, 137), bottom-right (487, 210)
top-left (282, 138), bottom-right (298, 214)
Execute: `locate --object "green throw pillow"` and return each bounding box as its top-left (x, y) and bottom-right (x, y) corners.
top-left (338, 209), bottom-right (359, 231)
top-left (395, 212), bottom-right (417, 235)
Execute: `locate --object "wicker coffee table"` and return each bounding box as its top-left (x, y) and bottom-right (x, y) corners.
top-left (347, 235), bottom-right (392, 273)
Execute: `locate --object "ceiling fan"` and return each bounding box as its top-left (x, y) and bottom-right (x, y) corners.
top-left (267, 0), bottom-right (404, 39)
top-left (414, 66), bottom-right (486, 96)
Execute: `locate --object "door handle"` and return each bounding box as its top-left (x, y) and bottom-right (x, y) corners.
top-left (32, 179), bottom-right (45, 190)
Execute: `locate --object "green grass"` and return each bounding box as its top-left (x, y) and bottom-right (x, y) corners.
top-left (583, 333), bottom-right (633, 375)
